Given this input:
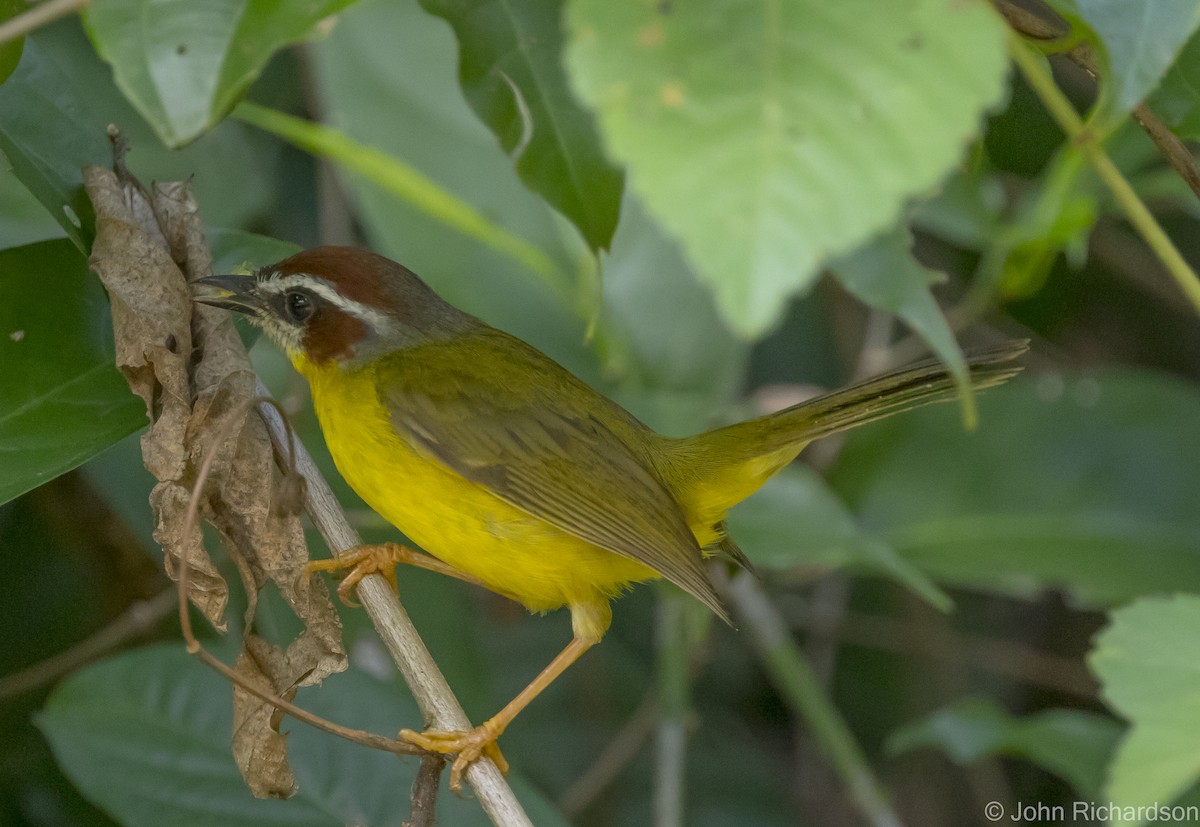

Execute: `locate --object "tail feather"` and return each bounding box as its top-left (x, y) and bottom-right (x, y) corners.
top-left (664, 340), bottom-right (1028, 519)
top-left (764, 340), bottom-right (1027, 448)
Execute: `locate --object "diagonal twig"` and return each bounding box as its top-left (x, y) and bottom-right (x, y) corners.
top-left (993, 0), bottom-right (1200, 204)
top-left (253, 382), bottom-right (533, 826)
top-left (406, 754), bottom-right (446, 827)
top-left (0, 0), bottom-right (91, 46)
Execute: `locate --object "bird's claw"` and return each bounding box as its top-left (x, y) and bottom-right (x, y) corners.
top-left (305, 545), bottom-right (399, 606)
top-left (399, 724), bottom-right (509, 791)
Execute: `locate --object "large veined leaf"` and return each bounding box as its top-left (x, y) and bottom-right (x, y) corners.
top-left (0, 242), bottom-right (146, 506)
top-left (82, 0), bottom-right (358, 147)
top-left (0, 32), bottom-right (103, 251)
top-left (1091, 596), bottom-right (1200, 826)
top-left (38, 645), bottom-right (569, 826)
top-left (0, 240), bottom-right (144, 506)
top-left (419, 0), bottom-right (623, 252)
top-left (0, 230), bottom-right (285, 509)
top-left (830, 369), bottom-right (1200, 607)
top-left (310, 0), bottom-right (594, 374)
top-left (564, 0), bottom-right (1009, 336)
top-left (0, 20), bottom-right (278, 253)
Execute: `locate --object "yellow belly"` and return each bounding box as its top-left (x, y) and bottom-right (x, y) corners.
top-left (298, 358), bottom-right (658, 612)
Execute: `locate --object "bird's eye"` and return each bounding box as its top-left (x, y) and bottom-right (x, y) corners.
top-left (284, 290), bottom-right (314, 323)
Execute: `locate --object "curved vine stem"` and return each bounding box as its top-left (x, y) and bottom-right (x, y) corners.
top-left (1008, 34), bottom-right (1200, 314)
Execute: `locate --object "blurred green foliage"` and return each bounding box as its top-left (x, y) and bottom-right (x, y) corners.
top-left (2, 0), bottom-right (1200, 825)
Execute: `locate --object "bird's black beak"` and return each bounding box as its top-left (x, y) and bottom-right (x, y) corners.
top-left (192, 274), bottom-right (263, 313)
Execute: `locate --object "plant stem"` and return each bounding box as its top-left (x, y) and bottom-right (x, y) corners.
top-left (255, 381), bottom-right (533, 827)
top-left (0, 0), bottom-right (91, 46)
top-left (233, 102), bottom-right (570, 303)
top-left (1008, 35), bottom-right (1200, 314)
top-left (654, 591), bottom-right (691, 827)
top-left (994, 0), bottom-right (1200, 203)
top-left (721, 571), bottom-right (903, 827)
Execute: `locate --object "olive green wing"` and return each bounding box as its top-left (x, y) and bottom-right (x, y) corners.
top-left (375, 337), bottom-right (729, 622)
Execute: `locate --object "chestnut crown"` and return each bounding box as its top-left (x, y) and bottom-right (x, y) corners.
top-left (194, 246), bottom-right (474, 365)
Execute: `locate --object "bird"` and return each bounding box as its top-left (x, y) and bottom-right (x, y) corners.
top-left (193, 246), bottom-right (1025, 789)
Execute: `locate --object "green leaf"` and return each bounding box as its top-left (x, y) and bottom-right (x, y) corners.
top-left (39, 645), bottom-right (569, 825)
top-left (601, 194), bottom-right (746, 433)
top-left (0, 0), bottom-right (25, 83)
top-left (0, 161), bottom-right (65, 248)
top-left (1091, 595), bottom-right (1200, 825)
top-left (888, 697), bottom-right (1120, 798)
top-left (830, 226), bottom-right (973, 426)
top-left (1149, 32), bottom-right (1200, 140)
top-left (234, 101), bottom-right (571, 300)
top-left (1065, 0), bottom-right (1200, 126)
top-left (0, 240), bottom-right (144, 506)
top-left (81, 0), bottom-right (357, 148)
top-left (309, 0), bottom-right (593, 366)
top-left (564, 0), bottom-right (1008, 336)
top-left (0, 20), bottom-right (279, 253)
top-left (419, 0), bottom-right (623, 251)
top-left (0, 33), bottom-right (103, 250)
top-left (728, 466), bottom-right (951, 611)
top-left (830, 369), bottom-right (1200, 607)
top-left (39, 646), bottom-right (330, 826)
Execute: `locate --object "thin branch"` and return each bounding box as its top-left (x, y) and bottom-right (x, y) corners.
top-left (176, 397), bottom-right (425, 759)
top-left (406, 754), bottom-right (446, 827)
top-left (1008, 34), bottom-right (1200, 314)
top-left (994, 0), bottom-right (1200, 203)
top-left (253, 380), bottom-right (534, 826)
top-left (0, 0), bottom-right (91, 46)
top-left (654, 592), bottom-right (691, 827)
top-left (991, 0), bottom-right (1071, 46)
top-left (717, 569), bottom-right (904, 827)
top-left (0, 589), bottom-right (175, 701)
top-left (193, 645), bottom-right (424, 757)
top-left (1130, 103), bottom-right (1200, 200)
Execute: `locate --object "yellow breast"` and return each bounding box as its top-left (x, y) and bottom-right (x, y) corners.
top-left (295, 355), bottom-right (658, 612)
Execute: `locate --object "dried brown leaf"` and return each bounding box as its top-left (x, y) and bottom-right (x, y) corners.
top-left (234, 642), bottom-right (298, 798)
top-left (85, 161), bottom-right (347, 800)
top-left (85, 166), bottom-right (228, 625)
top-left (151, 181), bottom-right (345, 684)
top-left (85, 168), bottom-right (193, 480)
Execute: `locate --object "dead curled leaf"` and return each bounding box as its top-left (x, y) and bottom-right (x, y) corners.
top-left (84, 164), bottom-right (347, 799)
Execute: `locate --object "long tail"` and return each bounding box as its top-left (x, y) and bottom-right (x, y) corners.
top-left (663, 340), bottom-right (1028, 519)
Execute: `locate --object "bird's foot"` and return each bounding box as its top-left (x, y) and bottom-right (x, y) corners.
top-left (307, 543), bottom-right (486, 606)
top-left (305, 544), bottom-right (401, 606)
top-left (399, 722), bottom-right (509, 792)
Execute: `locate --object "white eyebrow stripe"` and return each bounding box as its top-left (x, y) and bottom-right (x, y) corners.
top-left (261, 273), bottom-right (396, 332)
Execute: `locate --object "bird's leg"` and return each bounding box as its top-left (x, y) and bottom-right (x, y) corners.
top-left (402, 636), bottom-right (593, 791)
top-left (400, 601), bottom-right (611, 791)
top-left (306, 542), bottom-right (484, 606)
